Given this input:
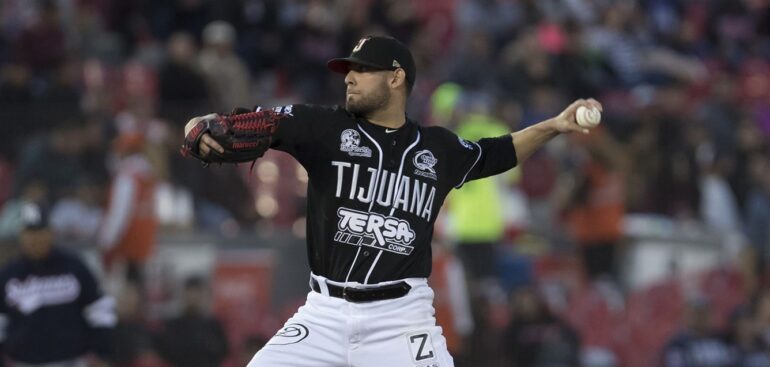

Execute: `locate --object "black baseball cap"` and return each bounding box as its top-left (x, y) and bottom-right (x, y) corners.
top-left (327, 36), bottom-right (416, 86)
top-left (21, 201), bottom-right (49, 231)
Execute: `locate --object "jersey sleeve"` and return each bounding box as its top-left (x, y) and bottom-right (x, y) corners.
top-left (264, 104), bottom-right (342, 170)
top-left (75, 262), bottom-right (115, 327)
top-left (443, 129), bottom-right (518, 188)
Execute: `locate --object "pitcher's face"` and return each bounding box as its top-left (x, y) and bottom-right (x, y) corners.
top-left (344, 64), bottom-right (392, 117)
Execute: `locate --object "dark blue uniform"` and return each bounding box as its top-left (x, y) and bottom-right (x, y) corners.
top-left (0, 247), bottom-right (114, 364)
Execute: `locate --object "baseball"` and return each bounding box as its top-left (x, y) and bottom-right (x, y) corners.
top-left (576, 106), bottom-right (601, 128)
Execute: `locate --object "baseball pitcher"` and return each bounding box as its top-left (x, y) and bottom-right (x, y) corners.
top-left (182, 35), bottom-right (602, 366)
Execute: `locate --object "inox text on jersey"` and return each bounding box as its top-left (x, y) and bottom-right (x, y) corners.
top-left (331, 161), bottom-right (437, 221)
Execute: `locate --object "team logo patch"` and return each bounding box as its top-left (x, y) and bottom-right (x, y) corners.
top-left (407, 332), bottom-right (438, 366)
top-left (458, 137), bottom-right (474, 150)
top-left (340, 129), bottom-right (372, 158)
top-left (335, 207), bottom-right (416, 256)
top-left (267, 323), bottom-right (309, 345)
top-left (413, 150), bottom-right (438, 180)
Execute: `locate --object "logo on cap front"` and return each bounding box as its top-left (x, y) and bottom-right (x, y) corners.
top-left (352, 37), bottom-right (370, 53)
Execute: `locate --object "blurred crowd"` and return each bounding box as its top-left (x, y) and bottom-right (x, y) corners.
top-left (1, 0), bottom-right (770, 366)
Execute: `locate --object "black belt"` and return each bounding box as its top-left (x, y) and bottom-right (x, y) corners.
top-left (310, 278), bottom-right (411, 303)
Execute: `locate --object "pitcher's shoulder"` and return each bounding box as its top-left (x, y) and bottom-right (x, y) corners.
top-left (420, 125), bottom-right (458, 139)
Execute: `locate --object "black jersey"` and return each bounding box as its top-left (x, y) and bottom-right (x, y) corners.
top-left (262, 104), bottom-right (517, 284)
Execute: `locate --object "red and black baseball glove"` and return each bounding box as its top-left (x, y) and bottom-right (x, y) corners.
top-left (180, 108), bottom-right (280, 165)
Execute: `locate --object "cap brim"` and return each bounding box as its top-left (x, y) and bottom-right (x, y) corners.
top-left (327, 57), bottom-right (388, 74)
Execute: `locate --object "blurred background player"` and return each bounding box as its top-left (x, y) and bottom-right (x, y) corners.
top-left (0, 201), bottom-right (115, 366)
top-left (99, 132), bottom-right (158, 288)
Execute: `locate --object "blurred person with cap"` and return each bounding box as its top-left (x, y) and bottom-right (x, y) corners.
top-left (198, 20), bottom-right (251, 112)
top-left (0, 201), bottom-right (115, 367)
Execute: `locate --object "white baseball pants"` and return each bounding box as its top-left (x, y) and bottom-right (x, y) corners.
top-left (247, 274), bottom-right (454, 367)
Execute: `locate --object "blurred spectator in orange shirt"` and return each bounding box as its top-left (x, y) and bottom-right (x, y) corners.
top-left (98, 133), bottom-right (157, 286)
top-left (563, 130), bottom-right (627, 282)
